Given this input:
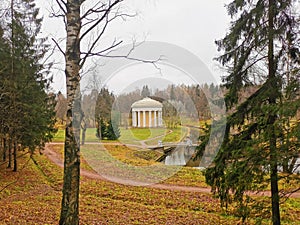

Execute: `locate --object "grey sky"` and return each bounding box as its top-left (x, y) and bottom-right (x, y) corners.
top-left (35, 0), bottom-right (231, 94)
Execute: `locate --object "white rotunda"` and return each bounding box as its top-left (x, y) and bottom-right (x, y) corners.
top-left (131, 97), bottom-right (163, 128)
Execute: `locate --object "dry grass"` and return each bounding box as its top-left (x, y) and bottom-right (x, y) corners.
top-left (0, 145), bottom-right (299, 224)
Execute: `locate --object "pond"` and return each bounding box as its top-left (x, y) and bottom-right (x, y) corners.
top-left (164, 146), bottom-right (198, 166)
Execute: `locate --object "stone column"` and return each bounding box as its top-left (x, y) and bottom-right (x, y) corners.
top-left (138, 110), bottom-right (141, 127)
top-left (149, 110), bottom-right (152, 127)
top-left (132, 111), bottom-right (137, 127)
top-left (158, 110), bottom-right (162, 126)
top-left (154, 110), bottom-right (157, 127)
top-left (143, 110), bottom-right (146, 127)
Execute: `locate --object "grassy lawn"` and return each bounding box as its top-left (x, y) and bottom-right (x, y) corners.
top-left (0, 149), bottom-right (232, 225)
top-left (53, 128), bottom-right (100, 143)
top-left (52, 128), bottom-right (65, 142)
top-left (53, 126), bottom-right (188, 147)
top-left (119, 127), bottom-right (166, 145)
top-left (0, 145), bottom-right (299, 224)
top-left (43, 144), bottom-right (208, 187)
top-left (162, 126), bottom-right (188, 143)
top-left (119, 126), bottom-right (187, 145)
top-left (125, 128), bottom-right (165, 140)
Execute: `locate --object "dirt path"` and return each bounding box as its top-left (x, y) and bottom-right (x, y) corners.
top-left (138, 129), bottom-right (173, 148)
top-left (44, 143), bottom-right (300, 198)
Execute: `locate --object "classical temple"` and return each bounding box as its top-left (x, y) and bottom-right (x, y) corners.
top-left (131, 97), bottom-right (163, 128)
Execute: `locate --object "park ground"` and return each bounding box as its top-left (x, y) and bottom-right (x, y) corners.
top-left (0, 128), bottom-right (300, 224)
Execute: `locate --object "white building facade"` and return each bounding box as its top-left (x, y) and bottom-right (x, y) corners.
top-left (131, 97), bottom-right (163, 128)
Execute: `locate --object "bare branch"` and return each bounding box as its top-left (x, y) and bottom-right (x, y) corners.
top-left (55, 0), bottom-right (67, 15)
top-left (49, 4), bottom-right (67, 29)
top-left (80, 2), bottom-right (106, 20)
top-left (80, 0), bottom-right (122, 42)
top-left (112, 4), bottom-right (137, 21)
top-left (80, 36), bottom-right (123, 68)
top-left (80, 4), bottom-right (136, 68)
top-left (242, 55), bottom-right (268, 75)
top-left (80, 15), bottom-right (111, 68)
top-left (52, 38), bottom-right (66, 56)
top-left (81, 41), bottom-right (164, 73)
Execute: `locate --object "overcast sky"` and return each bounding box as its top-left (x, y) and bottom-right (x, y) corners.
top-left (35, 0), bottom-right (231, 94)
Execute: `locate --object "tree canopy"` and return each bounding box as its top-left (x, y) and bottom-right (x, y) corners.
top-left (95, 88), bottom-right (120, 140)
top-left (0, 0), bottom-right (56, 171)
top-left (198, 0), bottom-right (300, 224)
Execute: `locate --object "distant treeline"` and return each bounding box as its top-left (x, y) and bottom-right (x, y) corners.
top-left (56, 83), bottom-right (228, 128)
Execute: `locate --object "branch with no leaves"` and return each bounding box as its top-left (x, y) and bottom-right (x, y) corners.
top-left (55, 0), bottom-right (67, 15)
top-left (80, 2), bottom-right (106, 21)
top-left (80, 0), bottom-right (137, 68)
top-left (52, 38), bottom-right (65, 56)
top-left (81, 40), bottom-right (165, 73)
top-left (80, 0), bottom-right (123, 42)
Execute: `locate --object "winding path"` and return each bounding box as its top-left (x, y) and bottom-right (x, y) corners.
top-left (43, 143), bottom-right (300, 198)
top-left (44, 142), bottom-right (210, 193)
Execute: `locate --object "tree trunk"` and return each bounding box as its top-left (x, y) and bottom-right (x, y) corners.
top-left (268, 1), bottom-right (280, 224)
top-left (270, 153), bottom-right (280, 225)
top-left (59, 1), bottom-right (82, 224)
top-left (81, 119), bottom-right (86, 145)
top-left (288, 157), bottom-right (297, 174)
top-left (7, 139), bottom-right (12, 169)
top-left (81, 128), bottom-right (86, 145)
top-left (2, 138), bottom-right (6, 162)
top-left (13, 141), bottom-right (17, 172)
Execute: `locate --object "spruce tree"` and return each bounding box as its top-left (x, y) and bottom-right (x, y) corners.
top-left (0, 24), bottom-right (11, 162)
top-left (0, 0), bottom-right (56, 169)
top-left (141, 85), bottom-right (151, 98)
top-left (199, 1), bottom-right (300, 224)
top-left (95, 88), bottom-right (120, 140)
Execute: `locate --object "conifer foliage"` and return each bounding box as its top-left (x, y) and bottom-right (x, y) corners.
top-left (0, 0), bottom-right (56, 171)
top-left (200, 0), bottom-right (300, 224)
top-left (95, 88), bottom-right (120, 140)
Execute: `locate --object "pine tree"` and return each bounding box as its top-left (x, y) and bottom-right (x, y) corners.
top-left (199, 1), bottom-right (300, 224)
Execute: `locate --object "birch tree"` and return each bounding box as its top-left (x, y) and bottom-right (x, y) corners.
top-left (52, 1), bottom-right (152, 224)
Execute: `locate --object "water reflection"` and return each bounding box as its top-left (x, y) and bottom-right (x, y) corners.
top-left (164, 146), bottom-right (197, 166)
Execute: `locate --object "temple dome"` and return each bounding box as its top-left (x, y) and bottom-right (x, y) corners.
top-left (131, 97), bottom-right (163, 109)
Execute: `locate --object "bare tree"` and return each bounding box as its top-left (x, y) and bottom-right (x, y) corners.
top-left (51, 1), bottom-right (159, 224)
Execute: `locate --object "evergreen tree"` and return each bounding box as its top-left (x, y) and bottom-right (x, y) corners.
top-left (95, 88), bottom-right (120, 140)
top-left (55, 91), bottom-right (68, 124)
top-left (141, 85), bottom-right (151, 98)
top-left (162, 101), bottom-right (180, 128)
top-left (170, 84), bottom-right (175, 100)
top-left (0, 23), bottom-right (11, 162)
top-left (0, 0), bottom-right (56, 170)
top-left (104, 119), bottom-right (120, 140)
top-left (96, 118), bottom-right (106, 140)
top-left (198, 1), bottom-right (300, 224)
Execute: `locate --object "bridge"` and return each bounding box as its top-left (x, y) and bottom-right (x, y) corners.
top-left (148, 142), bottom-right (198, 153)
top-left (148, 142), bottom-right (198, 165)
